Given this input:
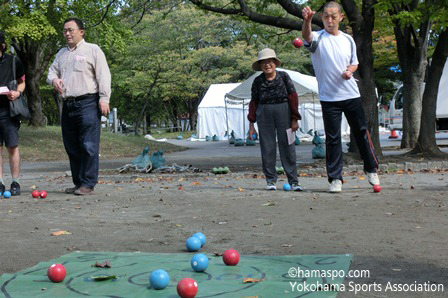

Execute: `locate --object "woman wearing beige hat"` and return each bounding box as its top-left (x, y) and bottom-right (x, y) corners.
top-left (247, 48), bottom-right (302, 191)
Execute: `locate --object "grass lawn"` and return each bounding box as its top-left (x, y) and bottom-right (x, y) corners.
top-left (16, 126), bottom-right (187, 161)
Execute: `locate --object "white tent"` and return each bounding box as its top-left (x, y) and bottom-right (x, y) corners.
top-left (198, 83), bottom-right (253, 139)
top-left (300, 103), bottom-right (350, 136)
top-left (198, 69), bottom-right (350, 140)
top-left (225, 68), bottom-right (326, 140)
top-left (226, 68), bottom-right (319, 100)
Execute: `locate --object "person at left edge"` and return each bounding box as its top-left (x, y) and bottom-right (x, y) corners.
top-left (0, 31), bottom-right (26, 196)
top-left (47, 18), bottom-right (111, 196)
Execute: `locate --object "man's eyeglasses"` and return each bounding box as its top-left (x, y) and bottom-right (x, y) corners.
top-left (63, 28), bottom-right (77, 34)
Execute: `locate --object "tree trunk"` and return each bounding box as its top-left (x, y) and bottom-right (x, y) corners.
top-left (187, 98), bottom-right (199, 131)
top-left (400, 73), bottom-right (424, 148)
top-left (342, 0), bottom-right (382, 157)
top-left (26, 75), bottom-right (47, 127)
top-left (14, 37), bottom-right (54, 127)
top-left (146, 112), bottom-right (151, 134)
top-left (411, 29), bottom-right (448, 157)
top-left (391, 8), bottom-right (430, 149)
top-left (190, 112), bottom-right (197, 131)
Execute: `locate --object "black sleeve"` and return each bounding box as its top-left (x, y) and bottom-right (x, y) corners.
top-left (15, 56), bottom-right (25, 80)
top-left (282, 72), bottom-right (296, 94)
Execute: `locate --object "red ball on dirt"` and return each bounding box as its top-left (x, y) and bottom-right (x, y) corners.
top-left (292, 38), bottom-right (303, 48)
top-left (40, 190), bottom-right (48, 198)
top-left (177, 278), bottom-right (198, 298)
top-left (373, 185), bottom-right (381, 193)
top-left (47, 264), bottom-right (66, 283)
top-left (223, 249), bottom-right (240, 266)
top-left (32, 190), bottom-right (41, 198)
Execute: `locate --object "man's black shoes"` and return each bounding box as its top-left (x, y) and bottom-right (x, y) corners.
top-left (10, 181), bottom-right (21, 196)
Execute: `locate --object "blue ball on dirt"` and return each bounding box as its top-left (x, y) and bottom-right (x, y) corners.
top-left (149, 269), bottom-right (170, 290)
top-left (3, 190), bottom-right (11, 198)
top-left (283, 184), bottom-right (291, 191)
top-left (186, 236), bottom-right (202, 252)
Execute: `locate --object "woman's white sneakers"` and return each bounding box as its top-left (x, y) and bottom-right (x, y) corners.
top-left (265, 183), bottom-right (303, 191)
top-left (266, 183), bottom-right (277, 190)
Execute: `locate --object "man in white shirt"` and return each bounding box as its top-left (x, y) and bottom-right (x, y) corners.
top-left (47, 18), bottom-right (111, 195)
top-left (302, 1), bottom-right (379, 193)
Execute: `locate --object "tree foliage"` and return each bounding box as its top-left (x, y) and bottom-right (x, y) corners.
top-left (0, 0), bottom-right (132, 126)
top-left (111, 3), bottom-right (311, 133)
top-left (376, 0), bottom-right (448, 151)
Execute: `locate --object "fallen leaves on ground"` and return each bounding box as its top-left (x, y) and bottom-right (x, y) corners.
top-left (243, 278), bottom-right (265, 283)
top-left (51, 230), bottom-right (71, 236)
top-left (92, 261), bottom-right (111, 268)
top-left (261, 202), bottom-right (275, 206)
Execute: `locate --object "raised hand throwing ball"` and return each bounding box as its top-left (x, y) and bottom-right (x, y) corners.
top-left (186, 236), bottom-right (201, 252)
top-left (191, 253), bottom-right (208, 272)
top-left (149, 269), bottom-right (169, 290)
top-left (177, 278), bottom-right (198, 298)
top-left (192, 232), bottom-right (206, 247)
top-left (223, 249), bottom-right (240, 266)
top-left (47, 264), bottom-right (66, 283)
top-left (292, 38), bottom-right (303, 48)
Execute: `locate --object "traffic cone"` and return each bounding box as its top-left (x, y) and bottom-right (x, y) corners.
top-left (389, 130), bottom-right (398, 139)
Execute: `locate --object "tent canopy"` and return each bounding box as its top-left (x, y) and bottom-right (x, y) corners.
top-left (198, 83), bottom-right (241, 108)
top-left (223, 68), bottom-right (320, 140)
top-left (197, 83), bottom-right (249, 139)
top-left (225, 68), bottom-right (318, 101)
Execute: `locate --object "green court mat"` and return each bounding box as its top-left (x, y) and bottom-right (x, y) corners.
top-left (0, 251), bottom-right (352, 297)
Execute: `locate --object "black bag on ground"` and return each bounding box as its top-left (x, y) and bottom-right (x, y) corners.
top-left (9, 56), bottom-right (31, 121)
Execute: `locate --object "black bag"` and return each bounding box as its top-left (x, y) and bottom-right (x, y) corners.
top-left (9, 56), bottom-right (31, 121)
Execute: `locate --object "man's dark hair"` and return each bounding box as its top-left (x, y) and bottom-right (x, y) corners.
top-left (323, 1), bottom-right (343, 13)
top-left (0, 31), bottom-right (6, 54)
top-left (63, 18), bottom-right (85, 30)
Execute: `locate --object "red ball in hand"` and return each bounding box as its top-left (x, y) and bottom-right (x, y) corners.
top-left (47, 264), bottom-right (66, 283)
top-left (292, 38), bottom-right (303, 48)
top-left (32, 190), bottom-right (41, 198)
top-left (177, 278), bottom-right (198, 298)
top-left (223, 249), bottom-right (240, 266)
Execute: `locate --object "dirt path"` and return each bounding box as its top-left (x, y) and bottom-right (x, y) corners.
top-left (0, 167), bottom-right (447, 297)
